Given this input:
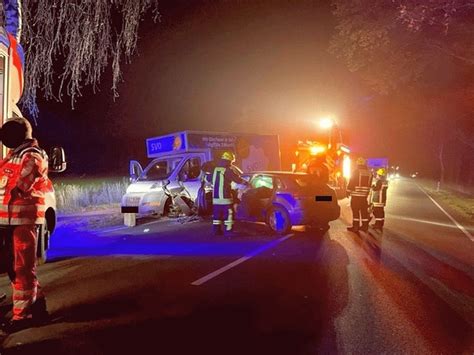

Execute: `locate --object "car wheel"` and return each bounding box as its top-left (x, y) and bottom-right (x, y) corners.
top-left (266, 205), bottom-right (292, 235)
top-left (37, 221), bottom-right (49, 265)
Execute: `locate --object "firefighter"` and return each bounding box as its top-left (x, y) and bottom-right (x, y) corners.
top-left (307, 155), bottom-right (329, 184)
top-left (209, 151), bottom-right (248, 236)
top-left (371, 168), bottom-right (388, 232)
top-left (0, 117), bottom-right (50, 332)
top-left (346, 157), bottom-right (373, 233)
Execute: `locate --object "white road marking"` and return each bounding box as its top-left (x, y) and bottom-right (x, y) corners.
top-left (389, 215), bottom-right (472, 230)
top-left (98, 225), bottom-right (129, 234)
top-left (417, 184), bottom-right (474, 242)
top-left (191, 234), bottom-right (294, 286)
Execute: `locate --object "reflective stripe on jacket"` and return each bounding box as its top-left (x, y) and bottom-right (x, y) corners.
top-left (372, 177), bottom-right (388, 207)
top-left (0, 140), bottom-right (52, 225)
top-left (347, 166), bottom-right (372, 197)
top-left (210, 160), bottom-right (245, 205)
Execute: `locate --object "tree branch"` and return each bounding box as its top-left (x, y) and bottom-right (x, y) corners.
top-left (426, 42), bottom-right (474, 65)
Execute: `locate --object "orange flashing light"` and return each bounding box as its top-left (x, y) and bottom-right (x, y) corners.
top-left (340, 145), bottom-right (351, 154)
top-left (310, 145), bottom-right (326, 156)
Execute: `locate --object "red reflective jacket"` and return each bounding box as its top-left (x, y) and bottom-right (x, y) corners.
top-left (0, 140), bottom-right (52, 225)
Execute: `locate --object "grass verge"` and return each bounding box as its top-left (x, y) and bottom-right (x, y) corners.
top-left (53, 176), bottom-right (129, 214)
top-left (418, 179), bottom-right (474, 227)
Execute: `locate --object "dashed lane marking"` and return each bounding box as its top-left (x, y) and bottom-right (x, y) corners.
top-left (191, 234), bottom-right (294, 286)
top-left (417, 184), bottom-right (474, 242)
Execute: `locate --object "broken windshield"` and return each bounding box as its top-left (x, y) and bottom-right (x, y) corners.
top-left (138, 157), bottom-right (183, 181)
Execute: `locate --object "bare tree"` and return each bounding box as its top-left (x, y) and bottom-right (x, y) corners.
top-left (330, 0), bottom-right (474, 185)
top-left (0, 1), bottom-right (159, 117)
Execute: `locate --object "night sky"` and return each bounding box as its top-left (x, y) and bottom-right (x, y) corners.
top-left (33, 0), bottom-right (439, 176)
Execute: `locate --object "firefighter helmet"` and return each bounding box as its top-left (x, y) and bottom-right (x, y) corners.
top-left (376, 168), bottom-right (386, 176)
top-left (221, 151), bottom-right (236, 162)
top-left (356, 157), bottom-right (366, 166)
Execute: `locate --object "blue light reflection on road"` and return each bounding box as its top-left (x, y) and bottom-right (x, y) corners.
top-left (47, 217), bottom-right (271, 261)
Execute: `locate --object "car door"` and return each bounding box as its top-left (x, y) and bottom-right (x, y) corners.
top-left (243, 174), bottom-right (275, 221)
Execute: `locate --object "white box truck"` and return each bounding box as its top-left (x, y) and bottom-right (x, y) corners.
top-left (121, 130), bottom-right (281, 226)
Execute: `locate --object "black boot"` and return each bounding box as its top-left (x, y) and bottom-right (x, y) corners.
top-left (31, 298), bottom-right (49, 324)
top-left (212, 224), bottom-right (223, 236)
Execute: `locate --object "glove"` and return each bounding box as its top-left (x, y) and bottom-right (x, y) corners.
top-left (10, 187), bottom-right (22, 199)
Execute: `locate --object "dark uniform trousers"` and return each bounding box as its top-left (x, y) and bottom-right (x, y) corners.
top-left (373, 206), bottom-right (385, 227)
top-left (350, 196), bottom-right (369, 231)
top-left (213, 204), bottom-right (234, 235)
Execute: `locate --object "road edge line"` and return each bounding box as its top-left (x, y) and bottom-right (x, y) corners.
top-left (416, 184), bottom-right (473, 242)
top-left (191, 234), bottom-right (294, 286)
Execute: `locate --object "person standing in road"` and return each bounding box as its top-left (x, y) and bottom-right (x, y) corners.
top-left (209, 151), bottom-right (248, 236)
top-left (307, 155), bottom-right (329, 184)
top-left (0, 117), bottom-right (51, 332)
top-left (346, 157), bottom-right (373, 233)
top-left (371, 168), bottom-right (389, 232)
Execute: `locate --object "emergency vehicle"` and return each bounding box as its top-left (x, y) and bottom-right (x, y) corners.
top-left (0, 26), bottom-right (66, 264)
top-left (121, 130), bottom-right (281, 226)
top-left (292, 140), bottom-right (351, 198)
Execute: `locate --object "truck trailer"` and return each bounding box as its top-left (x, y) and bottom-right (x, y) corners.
top-left (121, 130), bottom-right (281, 226)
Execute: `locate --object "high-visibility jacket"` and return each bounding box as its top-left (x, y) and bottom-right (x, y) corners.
top-left (372, 176), bottom-right (388, 207)
top-left (209, 160), bottom-right (246, 205)
top-left (347, 166), bottom-right (372, 198)
top-left (0, 140), bottom-right (52, 225)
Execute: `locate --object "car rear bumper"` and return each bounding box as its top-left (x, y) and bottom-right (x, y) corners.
top-left (289, 204), bottom-right (340, 226)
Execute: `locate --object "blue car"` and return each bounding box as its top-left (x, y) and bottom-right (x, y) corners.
top-left (236, 172), bottom-right (340, 235)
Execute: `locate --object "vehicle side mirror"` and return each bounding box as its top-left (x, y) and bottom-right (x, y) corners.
top-left (49, 147), bottom-right (67, 173)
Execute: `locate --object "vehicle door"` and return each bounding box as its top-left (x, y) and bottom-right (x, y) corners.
top-left (177, 155), bottom-right (206, 201)
top-left (241, 174), bottom-right (275, 221)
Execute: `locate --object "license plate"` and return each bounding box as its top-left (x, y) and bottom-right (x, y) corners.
top-left (315, 195), bottom-right (332, 202)
top-left (122, 206), bottom-right (139, 213)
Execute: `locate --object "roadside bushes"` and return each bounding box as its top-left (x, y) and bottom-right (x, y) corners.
top-left (53, 177), bottom-right (129, 213)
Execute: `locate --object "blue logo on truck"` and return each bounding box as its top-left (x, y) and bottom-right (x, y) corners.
top-left (147, 133), bottom-right (186, 156)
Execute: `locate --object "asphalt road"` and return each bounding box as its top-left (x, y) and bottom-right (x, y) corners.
top-left (0, 178), bottom-right (473, 354)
